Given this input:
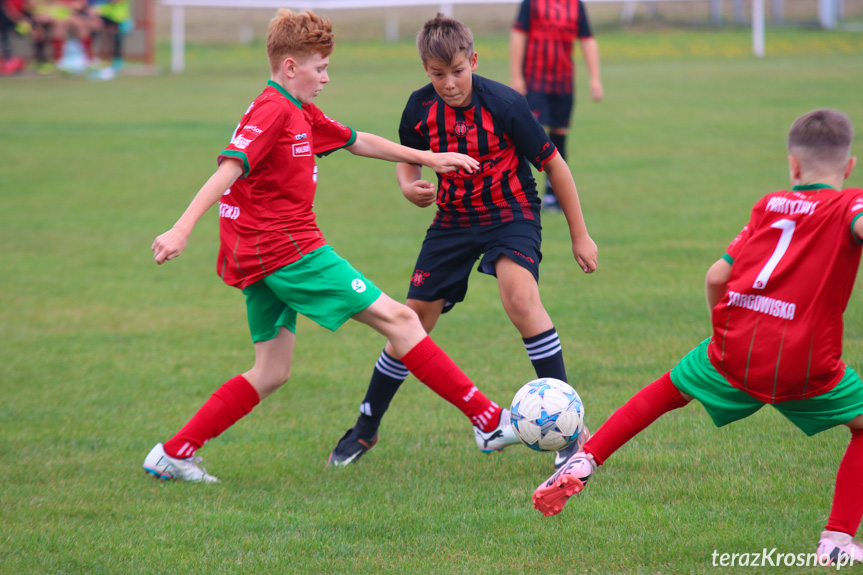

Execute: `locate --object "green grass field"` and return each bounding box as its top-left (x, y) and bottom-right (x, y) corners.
top-left (2, 27), bottom-right (863, 574)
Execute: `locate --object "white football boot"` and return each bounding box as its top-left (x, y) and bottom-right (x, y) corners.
top-left (474, 409), bottom-right (521, 453)
top-left (143, 443), bottom-right (220, 483)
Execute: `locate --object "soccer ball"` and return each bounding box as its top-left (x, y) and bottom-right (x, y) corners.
top-left (510, 377), bottom-right (584, 452)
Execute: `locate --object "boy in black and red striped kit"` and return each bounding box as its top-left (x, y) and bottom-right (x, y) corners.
top-left (328, 14), bottom-right (598, 468)
top-left (510, 0), bottom-right (603, 213)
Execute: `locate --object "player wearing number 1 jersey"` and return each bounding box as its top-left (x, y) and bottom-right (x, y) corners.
top-left (534, 108), bottom-right (863, 565)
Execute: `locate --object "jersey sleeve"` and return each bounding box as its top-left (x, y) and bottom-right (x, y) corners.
top-left (220, 100), bottom-right (284, 178)
top-left (723, 199), bottom-right (763, 264)
top-left (507, 95), bottom-right (556, 170)
top-left (846, 190), bottom-right (863, 245)
top-left (304, 104), bottom-right (357, 157)
top-left (512, 0), bottom-right (531, 32)
top-left (398, 94), bottom-right (429, 151)
top-left (576, 0), bottom-right (594, 38)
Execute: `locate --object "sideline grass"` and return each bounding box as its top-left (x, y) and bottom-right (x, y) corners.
top-left (1, 29), bottom-right (863, 574)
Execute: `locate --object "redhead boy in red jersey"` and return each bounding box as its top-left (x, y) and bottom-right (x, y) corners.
top-left (534, 108), bottom-right (863, 564)
top-left (141, 9), bottom-right (530, 483)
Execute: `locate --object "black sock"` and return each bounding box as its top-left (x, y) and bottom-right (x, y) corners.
top-left (523, 327), bottom-right (568, 383)
top-left (354, 349), bottom-right (409, 438)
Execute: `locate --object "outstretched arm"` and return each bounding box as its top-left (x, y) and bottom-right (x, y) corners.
top-left (346, 131), bottom-right (478, 175)
top-left (705, 258), bottom-right (732, 313)
top-left (151, 158), bottom-right (243, 265)
top-left (579, 37), bottom-right (603, 102)
top-left (544, 153), bottom-right (598, 273)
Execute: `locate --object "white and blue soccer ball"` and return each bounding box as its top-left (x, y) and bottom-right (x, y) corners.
top-left (510, 377), bottom-right (584, 452)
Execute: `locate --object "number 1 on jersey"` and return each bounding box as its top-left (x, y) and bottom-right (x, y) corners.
top-left (753, 218), bottom-right (796, 290)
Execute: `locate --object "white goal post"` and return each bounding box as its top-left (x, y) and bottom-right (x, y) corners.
top-left (159, 0), bottom-right (767, 73)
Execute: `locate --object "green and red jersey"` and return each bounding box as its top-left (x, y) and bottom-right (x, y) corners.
top-left (217, 80), bottom-right (357, 289)
top-left (512, 0), bottom-right (594, 95)
top-left (708, 185), bottom-right (863, 402)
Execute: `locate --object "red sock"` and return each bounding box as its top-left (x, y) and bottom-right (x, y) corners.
top-left (400, 336), bottom-right (501, 432)
top-left (163, 375), bottom-right (260, 459)
top-left (81, 36), bottom-right (92, 60)
top-left (825, 428), bottom-right (863, 536)
top-left (583, 372), bottom-right (691, 465)
top-left (52, 38), bottom-right (63, 61)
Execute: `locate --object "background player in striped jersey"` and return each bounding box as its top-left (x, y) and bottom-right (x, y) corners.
top-left (328, 14), bottom-right (598, 468)
top-left (510, 0), bottom-right (603, 213)
top-left (534, 108), bottom-right (863, 564)
top-left (142, 9), bottom-right (524, 483)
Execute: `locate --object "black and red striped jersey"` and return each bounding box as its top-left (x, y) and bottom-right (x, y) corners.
top-left (513, 0), bottom-right (593, 95)
top-left (398, 74), bottom-right (556, 228)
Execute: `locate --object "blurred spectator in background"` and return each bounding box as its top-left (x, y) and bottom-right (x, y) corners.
top-left (0, 0), bottom-right (32, 74)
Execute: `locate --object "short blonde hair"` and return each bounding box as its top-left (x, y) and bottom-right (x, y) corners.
top-left (788, 108), bottom-right (853, 171)
top-left (416, 13), bottom-right (474, 65)
top-left (266, 9), bottom-right (334, 73)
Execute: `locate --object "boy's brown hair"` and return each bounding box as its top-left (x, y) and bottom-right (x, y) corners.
top-left (788, 108), bottom-right (854, 171)
top-left (266, 9), bottom-right (334, 73)
top-left (416, 13), bottom-right (474, 65)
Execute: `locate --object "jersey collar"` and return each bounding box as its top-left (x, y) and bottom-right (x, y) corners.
top-left (267, 80), bottom-right (303, 109)
top-left (791, 183), bottom-right (835, 191)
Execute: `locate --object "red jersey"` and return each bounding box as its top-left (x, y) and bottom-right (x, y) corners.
top-left (217, 81), bottom-right (356, 289)
top-left (708, 184), bottom-right (863, 402)
top-left (512, 0), bottom-right (593, 95)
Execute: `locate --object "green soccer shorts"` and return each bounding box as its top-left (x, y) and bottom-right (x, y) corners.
top-left (670, 338), bottom-right (863, 436)
top-left (242, 245), bottom-right (382, 342)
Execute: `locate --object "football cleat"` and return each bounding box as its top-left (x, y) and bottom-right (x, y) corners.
top-left (327, 428), bottom-right (378, 467)
top-left (533, 451), bottom-right (596, 517)
top-left (553, 424), bottom-right (591, 470)
top-left (817, 531), bottom-right (863, 565)
top-left (474, 408), bottom-right (521, 453)
top-left (143, 443), bottom-right (220, 483)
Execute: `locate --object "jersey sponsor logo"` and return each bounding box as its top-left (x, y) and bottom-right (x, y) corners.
top-left (451, 121), bottom-right (475, 138)
top-left (411, 270), bottom-right (430, 286)
top-left (231, 134), bottom-right (253, 150)
top-left (295, 133), bottom-right (308, 140)
top-left (726, 291), bottom-right (796, 320)
top-left (479, 157), bottom-right (500, 174)
top-left (218, 202), bottom-right (240, 220)
top-left (293, 142), bottom-right (311, 156)
top-left (765, 196), bottom-right (818, 216)
top-left (243, 125), bottom-right (262, 134)
top-left (351, 278), bottom-right (367, 293)
top-left (852, 201), bottom-right (863, 213)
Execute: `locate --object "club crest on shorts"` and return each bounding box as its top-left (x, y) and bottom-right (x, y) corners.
top-left (351, 279), bottom-right (366, 293)
top-left (412, 270), bottom-right (430, 287)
